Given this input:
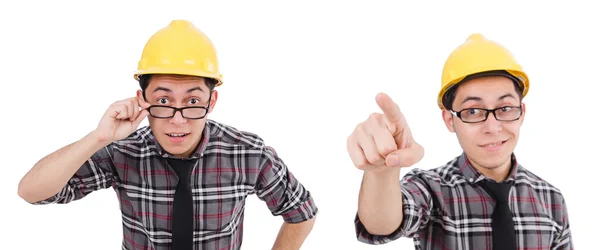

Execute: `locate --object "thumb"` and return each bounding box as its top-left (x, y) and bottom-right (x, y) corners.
top-left (385, 142), bottom-right (424, 168)
top-left (132, 109), bottom-right (149, 128)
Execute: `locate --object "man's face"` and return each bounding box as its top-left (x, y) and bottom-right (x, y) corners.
top-left (442, 76), bottom-right (526, 171)
top-left (136, 75), bottom-right (218, 158)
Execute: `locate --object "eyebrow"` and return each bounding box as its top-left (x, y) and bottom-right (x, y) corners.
top-left (460, 93), bottom-right (516, 104)
top-left (152, 86), bottom-right (205, 93)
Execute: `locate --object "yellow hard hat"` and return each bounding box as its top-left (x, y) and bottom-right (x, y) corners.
top-left (134, 20), bottom-right (223, 86)
top-left (437, 33), bottom-right (529, 109)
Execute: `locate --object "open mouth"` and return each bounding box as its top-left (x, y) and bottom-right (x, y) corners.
top-left (167, 133), bottom-right (190, 138)
top-left (480, 139), bottom-right (508, 148)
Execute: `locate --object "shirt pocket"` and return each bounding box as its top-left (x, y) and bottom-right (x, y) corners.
top-left (196, 193), bottom-right (246, 233)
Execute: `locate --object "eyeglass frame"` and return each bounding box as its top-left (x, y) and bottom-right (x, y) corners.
top-left (145, 94), bottom-right (213, 120)
top-left (450, 104), bottom-right (524, 123)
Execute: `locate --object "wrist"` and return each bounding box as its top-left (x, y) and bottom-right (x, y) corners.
top-left (364, 167), bottom-right (401, 182)
top-left (87, 130), bottom-right (112, 149)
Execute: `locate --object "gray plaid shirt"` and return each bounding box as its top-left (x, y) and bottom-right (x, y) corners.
top-left (33, 119), bottom-right (318, 250)
top-left (355, 153), bottom-right (573, 249)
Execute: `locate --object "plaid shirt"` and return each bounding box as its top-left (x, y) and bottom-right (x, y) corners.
top-left (33, 119), bottom-right (318, 250)
top-left (355, 153), bottom-right (573, 250)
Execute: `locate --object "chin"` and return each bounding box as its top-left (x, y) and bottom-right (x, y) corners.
top-left (471, 149), bottom-right (513, 170)
top-left (164, 146), bottom-right (189, 155)
top-left (156, 136), bottom-right (192, 155)
top-left (474, 157), bottom-right (507, 170)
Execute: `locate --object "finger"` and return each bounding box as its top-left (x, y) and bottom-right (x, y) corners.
top-left (385, 142), bottom-right (424, 168)
top-left (127, 99), bottom-right (137, 121)
top-left (109, 105), bottom-right (121, 119)
top-left (371, 128), bottom-right (398, 158)
top-left (365, 115), bottom-right (398, 157)
top-left (132, 109), bottom-right (149, 127)
top-left (113, 98), bottom-right (135, 120)
top-left (375, 93), bottom-right (406, 125)
top-left (398, 126), bottom-right (413, 149)
top-left (137, 97), bottom-right (151, 109)
top-left (114, 105), bottom-right (129, 119)
top-left (130, 99), bottom-right (140, 121)
top-left (356, 127), bottom-right (386, 166)
top-left (347, 135), bottom-right (376, 171)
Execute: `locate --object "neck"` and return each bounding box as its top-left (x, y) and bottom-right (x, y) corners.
top-left (175, 139), bottom-right (202, 159)
top-left (468, 156), bottom-right (513, 182)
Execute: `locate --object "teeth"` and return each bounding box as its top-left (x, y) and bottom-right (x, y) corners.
top-left (484, 142), bottom-right (502, 147)
top-left (168, 133), bottom-right (187, 137)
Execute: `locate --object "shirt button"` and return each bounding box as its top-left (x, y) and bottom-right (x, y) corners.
top-left (469, 178), bottom-right (474, 182)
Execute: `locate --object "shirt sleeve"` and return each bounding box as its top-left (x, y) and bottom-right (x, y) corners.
top-left (551, 195), bottom-right (573, 250)
top-left (31, 144), bottom-right (117, 205)
top-left (355, 168), bottom-right (434, 245)
top-left (254, 145), bottom-right (318, 223)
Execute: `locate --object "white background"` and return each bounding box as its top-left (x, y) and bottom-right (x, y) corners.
top-left (1, 0), bottom-right (597, 249)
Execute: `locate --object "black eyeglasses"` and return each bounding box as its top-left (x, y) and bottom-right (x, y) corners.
top-left (146, 95), bottom-right (212, 120)
top-left (450, 105), bottom-right (523, 123)
top-left (147, 106), bottom-right (209, 119)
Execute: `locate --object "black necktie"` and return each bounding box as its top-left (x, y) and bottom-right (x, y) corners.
top-left (168, 159), bottom-right (195, 250)
top-left (479, 180), bottom-right (517, 250)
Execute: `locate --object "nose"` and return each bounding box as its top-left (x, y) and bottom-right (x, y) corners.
top-left (169, 110), bottom-right (187, 124)
top-left (482, 112), bottom-right (503, 134)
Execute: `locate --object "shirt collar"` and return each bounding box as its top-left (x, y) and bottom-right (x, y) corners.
top-left (457, 152), bottom-right (519, 184)
top-left (150, 121), bottom-right (212, 160)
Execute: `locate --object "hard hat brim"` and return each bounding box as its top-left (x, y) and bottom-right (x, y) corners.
top-left (133, 68), bottom-right (223, 86)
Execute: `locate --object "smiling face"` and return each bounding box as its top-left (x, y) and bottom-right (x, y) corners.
top-left (136, 74), bottom-right (218, 158)
top-left (442, 75), bottom-right (526, 180)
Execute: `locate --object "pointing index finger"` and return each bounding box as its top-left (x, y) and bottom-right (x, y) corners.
top-left (375, 92), bottom-right (404, 123)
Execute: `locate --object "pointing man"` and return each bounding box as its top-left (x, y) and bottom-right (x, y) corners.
top-left (18, 20), bottom-right (318, 250)
top-left (348, 34), bottom-right (573, 249)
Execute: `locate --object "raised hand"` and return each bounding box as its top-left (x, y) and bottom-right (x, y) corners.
top-left (94, 97), bottom-right (151, 144)
top-left (347, 93), bottom-right (424, 172)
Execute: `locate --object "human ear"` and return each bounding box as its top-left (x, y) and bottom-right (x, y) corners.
top-left (442, 110), bottom-right (455, 133)
top-left (207, 90), bottom-right (218, 114)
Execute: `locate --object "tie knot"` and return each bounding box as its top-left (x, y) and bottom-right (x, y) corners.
top-left (166, 159), bottom-right (195, 183)
top-left (178, 165), bottom-right (194, 182)
top-left (480, 181), bottom-right (512, 203)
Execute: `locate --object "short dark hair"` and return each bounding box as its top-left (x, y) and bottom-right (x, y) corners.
top-left (138, 74), bottom-right (217, 100)
top-left (442, 70), bottom-right (524, 110)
